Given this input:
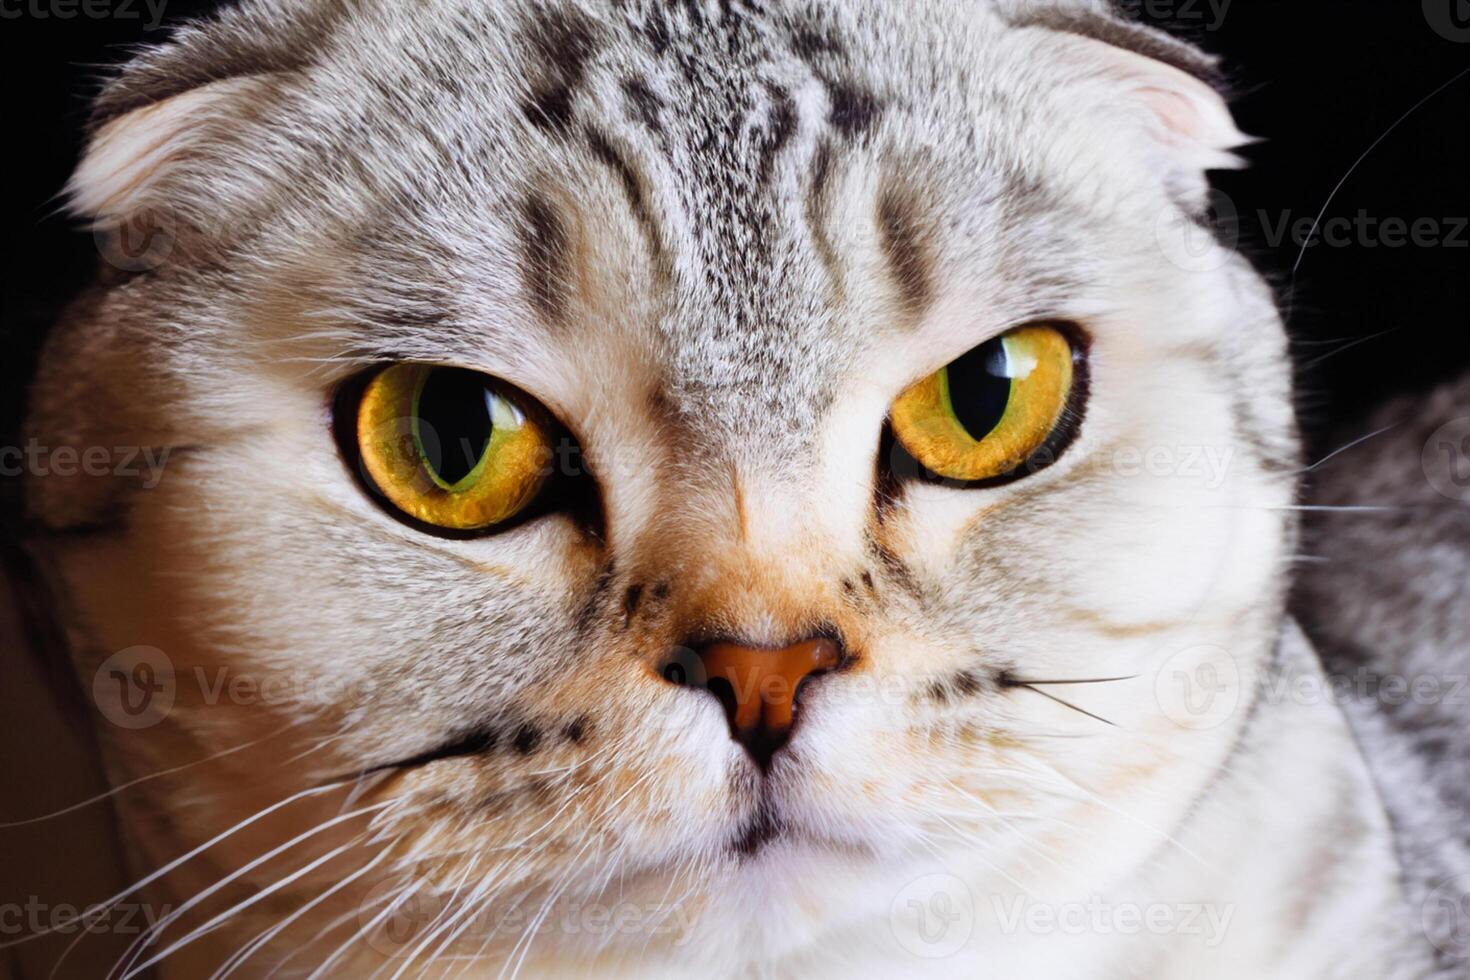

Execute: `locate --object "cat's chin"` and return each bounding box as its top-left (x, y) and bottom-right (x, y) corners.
top-left (601, 840), bottom-right (917, 969)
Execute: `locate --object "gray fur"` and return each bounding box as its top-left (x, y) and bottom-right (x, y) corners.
top-left (1296, 372), bottom-right (1470, 976)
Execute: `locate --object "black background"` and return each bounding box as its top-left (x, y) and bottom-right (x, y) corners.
top-left (2, 0), bottom-right (1469, 457)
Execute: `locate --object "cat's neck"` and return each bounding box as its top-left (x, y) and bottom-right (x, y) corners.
top-left (822, 621), bottom-right (1416, 979)
top-left (1104, 621), bottom-right (1414, 979)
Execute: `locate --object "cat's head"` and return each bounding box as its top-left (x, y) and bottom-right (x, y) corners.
top-left (28, 0), bottom-right (1297, 971)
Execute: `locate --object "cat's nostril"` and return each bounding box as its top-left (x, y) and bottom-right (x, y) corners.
top-left (660, 645), bottom-right (706, 687)
top-left (660, 637), bottom-right (843, 770)
top-left (703, 676), bottom-right (740, 738)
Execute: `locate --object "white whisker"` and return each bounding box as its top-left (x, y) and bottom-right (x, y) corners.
top-left (210, 842), bottom-right (397, 979)
top-left (0, 723), bottom-right (302, 829)
top-left (125, 833), bottom-right (377, 978)
top-left (112, 800), bottom-right (391, 978)
top-left (1299, 422), bottom-right (1404, 473)
top-left (303, 877), bottom-right (423, 980)
top-left (0, 779), bottom-right (360, 951)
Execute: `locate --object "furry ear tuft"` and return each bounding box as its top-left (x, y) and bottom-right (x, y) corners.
top-left (1002, 3), bottom-right (1252, 206)
top-left (66, 76), bottom-right (264, 228)
top-left (1102, 45), bottom-right (1251, 174)
top-left (1051, 32), bottom-right (1252, 209)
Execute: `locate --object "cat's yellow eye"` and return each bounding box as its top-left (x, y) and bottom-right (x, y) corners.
top-left (891, 324), bottom-right (1078, 482)
top-left (355, 365), bottom-right (551, 531)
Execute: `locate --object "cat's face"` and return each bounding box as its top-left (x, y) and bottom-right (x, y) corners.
top-left (29, 0), bottom-right (1298, 971)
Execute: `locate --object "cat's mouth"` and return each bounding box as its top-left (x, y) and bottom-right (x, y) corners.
top-left (726, 762), bottom-right (882, 863)
top-left (731, 794), bottom-right (785, 857)
top-left (340, 730), bottom-right (846, 862)
top-left (726, 799), bottom-right (880, 866)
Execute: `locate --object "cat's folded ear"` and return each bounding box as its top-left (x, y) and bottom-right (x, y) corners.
top-left (1000, 3), bottom-right (1250, 174)
top-left (1078, 34), bottom-right (1248, 164)
top-left (1060, 32), bottom-right (1250, 209)
top-left (65, 75), bottom-right (270, 231)
top-left (1004, 2), bottom-right (1251, 211)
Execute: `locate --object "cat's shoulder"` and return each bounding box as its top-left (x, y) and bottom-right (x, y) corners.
top-left (1294, 370), bottom-right (1470, 974)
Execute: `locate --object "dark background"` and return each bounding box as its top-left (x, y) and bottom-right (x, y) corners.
top-left (3, 0), bottom-right (1469, 458)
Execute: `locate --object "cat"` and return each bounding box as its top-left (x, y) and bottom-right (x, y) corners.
top-left (16, 0), bottom-right (1468, 976)
top-left (1294, 370), bottom-right (1470, 980)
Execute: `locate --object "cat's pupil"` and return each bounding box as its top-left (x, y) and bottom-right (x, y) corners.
top-left (947, 336), bottom-right (1013, 441)
top-left (416, 368), bottom-right (495, 487)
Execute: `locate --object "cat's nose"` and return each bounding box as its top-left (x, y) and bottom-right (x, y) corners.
top-left (662, 637), bottom-right (843, 770)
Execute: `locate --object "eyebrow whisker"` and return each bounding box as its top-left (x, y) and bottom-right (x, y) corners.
top-left (1010, 684), bottom-right (1119, 728)
top-left (1003, 675), bottom-right (1138, 687)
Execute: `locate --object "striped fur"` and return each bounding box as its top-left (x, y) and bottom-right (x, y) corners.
top-left (22, 1), bottom-right (1450, 976)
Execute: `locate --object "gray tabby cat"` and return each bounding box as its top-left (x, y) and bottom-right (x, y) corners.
top-left (18, 0), bottom-right (1468, 975)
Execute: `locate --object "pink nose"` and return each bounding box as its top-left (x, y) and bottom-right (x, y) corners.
top-left (665, 638), bottom-right (842, 768)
